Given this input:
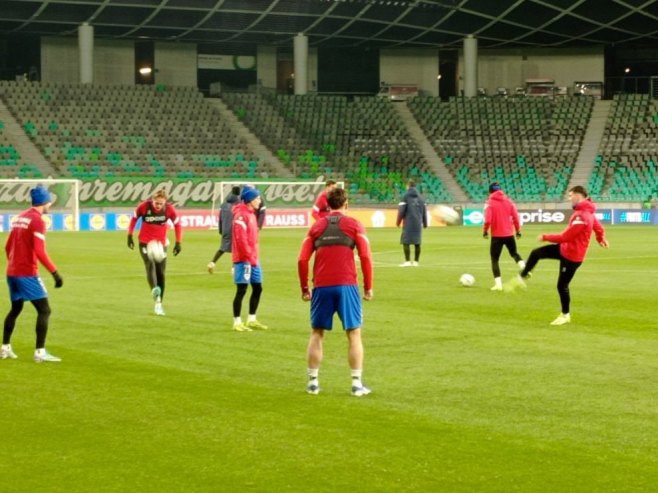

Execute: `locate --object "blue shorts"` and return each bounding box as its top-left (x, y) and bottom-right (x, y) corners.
top-left (310, 285), bottom-right (362, 331)
top-left (233, 262), bottom-right (263, 284)
top-left (7, 276), bottom-right (48, 302)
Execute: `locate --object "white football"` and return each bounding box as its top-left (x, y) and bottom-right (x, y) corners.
top-left (432, 205), bottom-right (460, 225)
top-left (459, 273), bottom-right (475, 287)
top-left (146, 240), bottom-right (166, 263)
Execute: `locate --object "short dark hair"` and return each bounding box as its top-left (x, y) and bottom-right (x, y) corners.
top-left (325, 179), bottom-right (337, 188)
top-left (569, 185), bottom-right (588, 197)
top-left (327, 187), bottom-right (347, 210)
top-left (407, 179), bottom-right (416, 188)
top-left (231, 186), bottom-right (241, 196)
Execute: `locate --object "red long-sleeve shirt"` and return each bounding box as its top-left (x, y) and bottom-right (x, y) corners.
top-left (298, 211), bottom-right (373, 292)
top-left (5, 207), bottom-right (57, 276)
top-left (128, 200), bottom-right (182, 245)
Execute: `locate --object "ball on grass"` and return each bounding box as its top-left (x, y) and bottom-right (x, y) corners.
top-left (459, 273), bottom-right (475, 287)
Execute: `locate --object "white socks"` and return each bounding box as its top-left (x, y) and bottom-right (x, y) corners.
top-left (351, 369), bottom-right (363, 387)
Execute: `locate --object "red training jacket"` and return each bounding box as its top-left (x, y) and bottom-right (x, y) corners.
top-left (231, 202), bottom-right (260, 265)
top-left (483, 190), bottom-right (521, 237)
top-left (542, 198), bottom-right (606, 262)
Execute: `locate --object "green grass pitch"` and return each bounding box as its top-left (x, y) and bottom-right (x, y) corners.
top-left (1, 224), bottom-right (657, 492)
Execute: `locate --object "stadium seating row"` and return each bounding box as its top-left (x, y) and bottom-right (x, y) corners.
top-left (2, 81), bottom-right (658, 203)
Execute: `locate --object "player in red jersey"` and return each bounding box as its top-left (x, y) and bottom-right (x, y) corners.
top-left (2, 185), bottom-right (63, 363)
top-left (298, 187), bottom-right (374, 396)
top-left (127, 189), bottom-right (182, 316)
top-left (311, 180), bottom-right (337, 221)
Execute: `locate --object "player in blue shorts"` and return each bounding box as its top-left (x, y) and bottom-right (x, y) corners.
top-left (230, 187), bottom-right (268, 332)
top-left (298, 187), bottom-right (374, 396)
top-left (2, 186), bottom-right (64, 363)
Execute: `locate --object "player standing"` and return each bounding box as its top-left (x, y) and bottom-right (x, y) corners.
top-left (127, 189), bottom-right (182, 316)
top-left (231, 187), bottom-right (268, 332)
top-left (2, 185), bottom-right (63, 362)
top-left (298, 187), bottom-right (374, 396)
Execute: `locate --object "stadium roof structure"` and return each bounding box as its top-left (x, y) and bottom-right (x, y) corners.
top-left (1, 0), bottom-right (658, 50)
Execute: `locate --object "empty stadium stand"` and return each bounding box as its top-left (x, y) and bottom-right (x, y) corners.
top-left (221, 92), bottom-right (453, 203)
top-left (0, 80), bottom-right (273, 180)
top-left (408, 95), bottom-right (594, 201)
top-left (588, 94), bottom-right (658, 201)
top-left (2, 79), bottom-right (655, 206)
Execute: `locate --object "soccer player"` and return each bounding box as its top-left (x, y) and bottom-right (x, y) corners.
top-left (208, 185), bottom-right (240, 274)
top-left (127, 189), bottom-right (182, 316)
top-left (311, 180), bottom-right (337, 221)
top-left (2, 185), bottom-right (63, 363)
top-left (483, 182), bottom-right (524, 291)
top-left (298, 187), bottom-right (374, 396)
top-left (507, 185), bottom-right (609, 325)
top-left (231, 187), bottom-right (268, 332)
top-left (396, 179), bottom-right (427, 267)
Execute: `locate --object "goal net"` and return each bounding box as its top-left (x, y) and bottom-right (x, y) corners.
top-left (0, 179), bottom-right (81, 231)
top-left (210, 180), bottom-right (344, 217)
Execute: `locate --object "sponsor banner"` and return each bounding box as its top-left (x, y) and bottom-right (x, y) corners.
top-left (614, 209), bottom-right (653, 224)
top-left (0, 178), bottom-right (332, 209)
top-left (465, 207), bottom-right (643, 227)
top-left (324, 209), bottom-right (453, 228)
top-left (518, 209), bottom-right (570, 225)
top-left (595, 209), bottom-right (613, 225)
top-left (464, 208), bottom-right (572, 226)
top-left (4, 208), bottom-right (653, 232)
top-left (0, 208), bottom-right (455, 232)
top-left (463, 208), bottom-right (484, 226)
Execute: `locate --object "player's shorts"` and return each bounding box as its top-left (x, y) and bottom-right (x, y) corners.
top-left (6, 276), bottom-right (48, 302)
top-left (233, 262), bottom-right (263, 284)
top-left (310, 285), bottom-right (362, 331)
